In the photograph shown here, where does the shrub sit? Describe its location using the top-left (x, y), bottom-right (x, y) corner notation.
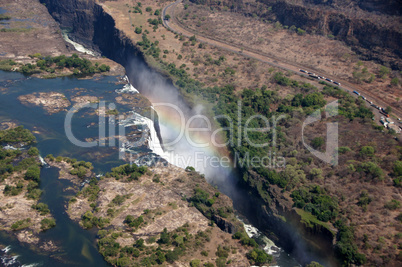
top-left (246, 248), bottom-right (272, 265)
top-left (360, 146), bottom-right (375, 157)
top-left (27, 147), bottom-right (39, 156)
top-left (378, 66), bottom-right (390, 78)
top-left (40, 218), bottom-right (56, 230)
top-left (338, 146), bottom-right (351, 154)
top-left (391, 78), bottom-right (399, 86)
top-left (190, 259), bottom-right (201, 267)
top-left (25, 165), bottom-right (40, 182)
top-left (134, 27), bottom-right (142, 34)
top-left (384, 199), bottom-right (400, 210)
top-left (11, 218), bottom-right (31, 230)
top-left (32, 203), bottom-right (50, 215)
top-left (297, 28), bottom-right (306, 35)
top-left (124, 215), bottom-right (144, 229)
top-left (394, 161), bottom-right (402, 177)
top-left (311, 137), bottom-right (325, 149)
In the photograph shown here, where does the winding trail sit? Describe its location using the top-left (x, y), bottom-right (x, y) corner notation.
top-left (162, 0), bottom-right (402, 120)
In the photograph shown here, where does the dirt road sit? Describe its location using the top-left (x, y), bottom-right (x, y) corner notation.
top-left (162, 0), bottom-right (402, 121)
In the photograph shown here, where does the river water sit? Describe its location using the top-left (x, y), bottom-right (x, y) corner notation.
top-left (0, 69), bottom-right (306, 266)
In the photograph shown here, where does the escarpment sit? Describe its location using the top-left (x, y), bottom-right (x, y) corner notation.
top-left (189, 0), bottom-right (402, 69)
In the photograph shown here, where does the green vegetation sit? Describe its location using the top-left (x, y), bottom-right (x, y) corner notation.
top-left (1, 54), bottom-right (110, 76)
top-left (77, 177), bottom-right (99, 202)
top-left (124, 215), bottom-right (144, 229)
top-left (106, 163), bottom-right (147, 181)
top-left (357, 190), bottom-right (372, 211)
top-left (247, 248), bottom-right (273, 265)
top-left (11, 218), bottom-right (31, 231)
top-left (0, 126), bottom-right (36, 145)
top-left (106, 109), bottom-right (119, 116)
top-left (40, 218), bottom-right (56, 230)
top-left (97, 224), bottom-right (222, 266)
top-left (0, 14), bottom-right (11, 20)
top-left (232, 231), bottom-right (258, 247)
top-left (378, 66), bottom-right (390, 79)
top-left (334, 219), bottom-right (367, 265)
top-left (3, 182), bottom-right (24, 196)
top-left (25, 165), bottom-right (40, 182)
top-left (81, 210), bottom-right (110, 229)
top-left (188, 186), bottom-right (233, 219)
top-left (69, 160), bottom-right (93, 179)
top-left (384, 199), bottom-right (400, 210)
top-left (0, 59), bottom-right (17, 71)
top-left (0, 28), bottom-right (31, 33)
top-left (291, 186), bottom-right (338, 222)
top-left (31, 203), bottom-right (50, 215)
top-left (134, 27), bottom-right (142, 34)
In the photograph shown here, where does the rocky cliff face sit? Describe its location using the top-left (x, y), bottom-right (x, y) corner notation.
top-left (244, 169), bottom-right (337, 265)
top-left (41, 0), bottom-right (147, 69)
top-left (40, 0), bottom-right (96, 47)
top-left (269, 0), bottom-right (401, 69)
top-left (190, 0), bottom-right (402, 69)
top-left (41, 0), bottom-right (338, 264)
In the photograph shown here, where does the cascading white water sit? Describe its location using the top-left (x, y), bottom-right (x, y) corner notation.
top-left (115, 76), bottom-right (139, 94)
top-left (61, 30), bottom-right (98, 57)
top-left (38, 155), bottom-right (48, 167)
top-left (115, 76), bottom-right (170, 162)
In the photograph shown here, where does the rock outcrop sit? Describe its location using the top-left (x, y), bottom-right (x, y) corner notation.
top-left (189, 0), bottom-right (402, 69)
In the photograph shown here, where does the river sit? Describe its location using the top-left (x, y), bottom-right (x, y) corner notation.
top-left (1, 45), bottom-right (345, 265)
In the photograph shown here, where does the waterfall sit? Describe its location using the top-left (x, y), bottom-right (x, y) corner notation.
top-left (61, 30), bottom-right (98, 57)
top-left (38, 155), bottom-right (49, 168)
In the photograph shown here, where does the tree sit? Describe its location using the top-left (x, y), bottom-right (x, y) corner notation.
top-left (246, 248), bottom-right (272, 265)
top-left (165, 14), bottom-right (171, 20)
top-left (385, 106), bottom-right (392, 114)
top-left (311, 137), bottom-right (325, 150)
top-left (190, 259), bottom-right (201, 267)
top-left (360, 146), bottom-right (375, 157)
top-left (378, 66), bottom-right (390, 78)
top-left (41, 218), bottom-right (56, 230)
top-left (27, 147), bottom-right (39, 156)
top-left (25, 165), bottom-right (40, 182)
top-left (393, 161), bottom-right (402, 177)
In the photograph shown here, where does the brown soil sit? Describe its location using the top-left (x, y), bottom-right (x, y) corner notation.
top-left (67, 163), bottom-right (249, 266)
top-left (0, 172), bottom-right (55, 246)
top-left (0, 0), bottom-right (124, 77)
top-left (171, 0), bottom-right (402, 116)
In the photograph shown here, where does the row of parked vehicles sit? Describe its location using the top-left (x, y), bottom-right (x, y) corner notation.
top-left (299, 69), bottom-right (341, 86)
top-left (353, 90), bottom-right (391, 118)
top-left (300, 69), bottom-right (401, 132)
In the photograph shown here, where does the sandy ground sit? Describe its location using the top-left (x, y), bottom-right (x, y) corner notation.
top-left (0, 0), bottom-right (124, 76)
top-left (18, 92), bottom-right (71, 114)
top-left (66, 162), bottom-right (249, 266)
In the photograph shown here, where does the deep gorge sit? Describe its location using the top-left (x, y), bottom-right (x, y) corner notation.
top-left (39, 0), bottom-right (339, 265)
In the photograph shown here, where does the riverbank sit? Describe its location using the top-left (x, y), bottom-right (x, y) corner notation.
top-left (0, 126), bottom-right (57, 251)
